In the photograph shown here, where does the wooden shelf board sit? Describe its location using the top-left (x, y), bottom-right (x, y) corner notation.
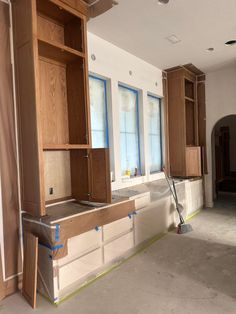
top-left (43, 144), bottom-right (91, 150)
top-left (36, 0), bottom-right (85, 24)
top-left (38, 38), bottom-right (85, 63)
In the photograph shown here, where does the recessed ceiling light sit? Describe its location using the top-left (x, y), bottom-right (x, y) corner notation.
top-left (206, 47), bottom-right (214, 52)
top-left (225, 40), bottom-right (236, 46)
top-left (158, 0), bottom-right (169, 4)
top-left (166, 35), bottom-right (181, 44)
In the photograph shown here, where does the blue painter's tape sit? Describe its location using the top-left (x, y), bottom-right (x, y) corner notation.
top-left (95, 226), bottom-right (100, 232)
top-left (55, 224), bottom-right (60, 242)
top-left (39, 242), bottom-right (64, 252)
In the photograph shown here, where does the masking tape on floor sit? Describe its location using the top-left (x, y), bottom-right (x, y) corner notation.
top-left (42, 209), bottom-right (202, 306)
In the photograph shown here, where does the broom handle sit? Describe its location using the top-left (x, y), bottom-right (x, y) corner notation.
top-left (172, 180), bottom-right (185, 224)
top-left (163, 168), bottom-right (178, 203)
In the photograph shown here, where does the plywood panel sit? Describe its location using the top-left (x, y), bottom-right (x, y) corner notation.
top-left (57, 200), bottom-right (135, 241)
top-left (186, 147), bottom-right (201, 177)
top-left (104, 232), bottom-right (134, 263)
top-left (39, 59), bottom-right (69, 145)
top-left (0, 1), bottom-right (22, 279)
top-left (13, 0), bottom-right (45, 216)
top-left (167, 72), bottom-right (186, 176)
top-left (37, 14), bottom-right (65, 45)
top-left (22, 233), bottom-right (38, 309)
top-left (89, 148), bottom-right (112, 203)
top-left (67, 59), bottom-right (89, 145)
top-left (44, 151), bottom-right (71, 201)
top-left (197, 81), bottom-right (208, 174)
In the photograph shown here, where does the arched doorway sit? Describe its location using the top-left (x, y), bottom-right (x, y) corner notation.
top-left (212, 115), bottom-right (236, 199)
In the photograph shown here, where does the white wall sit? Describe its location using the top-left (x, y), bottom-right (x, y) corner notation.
top-left (205, 65), bottom-right (236, 207)
top-left (87, 32), bottom-right (164, 191)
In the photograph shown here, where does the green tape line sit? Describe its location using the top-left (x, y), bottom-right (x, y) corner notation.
top-left (42, 209), bottom-right (202, 306)
top-left (185, 208), bottom-right (202, 222)
top-left (56, 232), bottom-right (167, 306)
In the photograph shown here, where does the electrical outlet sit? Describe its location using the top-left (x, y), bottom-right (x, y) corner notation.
top-left (49, 187), bottom-right (54, 195)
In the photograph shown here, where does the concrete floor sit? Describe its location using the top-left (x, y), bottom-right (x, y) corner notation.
top-left (1, 194), bottom-right (236, 314)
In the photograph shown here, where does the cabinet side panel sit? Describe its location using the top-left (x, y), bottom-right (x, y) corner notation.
top-left (67, 59), bottom-right (90, 145)
top-left (197, 81), bottom-right (208, 174)
top-left (89, 148), bottom-right (112, 204)
top-left (13, 0), bottom-right (44, 216)
top-left (167, 74), bottom-right (186, 176)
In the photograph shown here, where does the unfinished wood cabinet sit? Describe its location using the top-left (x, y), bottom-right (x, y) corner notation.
top-left (13, 0), bottom-right (111, 217)
top-left (165, 64), bottom-right (206, 177)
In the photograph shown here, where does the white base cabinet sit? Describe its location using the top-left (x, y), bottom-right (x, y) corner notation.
top-left (38, 179), bottom-right (203, 303)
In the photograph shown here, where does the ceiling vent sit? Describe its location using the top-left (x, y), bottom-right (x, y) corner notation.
top-left (166, 35), bottom-right (181, 44)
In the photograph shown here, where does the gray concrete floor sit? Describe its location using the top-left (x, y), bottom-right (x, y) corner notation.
top-left (1, 194), bottom-right (236, 314)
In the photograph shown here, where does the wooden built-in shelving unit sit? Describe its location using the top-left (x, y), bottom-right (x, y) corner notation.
top-left (165, 64), bottom-right (206, 177)
top-left (13, 0), bottom-right (112, 217)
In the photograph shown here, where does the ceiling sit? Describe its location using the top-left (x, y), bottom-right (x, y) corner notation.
top-left (88, 0), bottom-right (236, 73)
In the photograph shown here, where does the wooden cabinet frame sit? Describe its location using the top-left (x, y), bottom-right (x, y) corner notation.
top-left (165, 64), bottom-right (206, 177)
top-left (12, 0), bottom-right (111, 217)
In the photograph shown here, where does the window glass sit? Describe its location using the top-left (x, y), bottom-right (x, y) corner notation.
top-left (89, 76), bottom-right (108, 148)
top-left (147, 95), bottom-right (162, 173)
top-left (119, 85), bottom-right (141, 176)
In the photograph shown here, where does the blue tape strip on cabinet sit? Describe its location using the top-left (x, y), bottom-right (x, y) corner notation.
top-left (55, 224), bottom-right (60, 242)
top-left (39, 242), bottom-right (64, 251)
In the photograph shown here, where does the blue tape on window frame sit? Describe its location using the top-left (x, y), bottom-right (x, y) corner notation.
top-left (118, 84), bottom-right (142, 176)
top-left (89, 74), bottom-right (110, 149)
top-left (55, 224), bottom-right (60, 242)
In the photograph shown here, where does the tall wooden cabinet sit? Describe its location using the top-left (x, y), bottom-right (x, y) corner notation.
top-left (165, 64), bottom-right (206, 177)
top-left (12, 0), bottom-right (111, 217)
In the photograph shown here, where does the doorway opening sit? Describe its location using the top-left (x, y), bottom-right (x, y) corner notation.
top-left (212, 115), bottom-right (236, 198)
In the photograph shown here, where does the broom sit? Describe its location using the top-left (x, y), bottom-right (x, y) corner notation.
top-left (163, 168), bottom-right (193, 234)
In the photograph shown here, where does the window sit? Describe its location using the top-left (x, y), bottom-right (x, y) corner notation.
top-left (89, 75), bottom-right (109, 148)
top-left (119, 85), bottom-right (141, 176)
top-left (147, 95), bottom-right (162, 173)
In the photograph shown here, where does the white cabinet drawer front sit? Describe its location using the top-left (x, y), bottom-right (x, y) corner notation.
top-left (134, 193), bottom-right (151, 210)
top-left (59, 248), bottom-right (103, 291)
top-left (103, 216), bottom-right (133, 242)
top-left (135, 198), bottom-right (172, 245)
top-left (104, 231), bottom-right (134, 263)
top-left (58, 229), bottom-right (101, 266)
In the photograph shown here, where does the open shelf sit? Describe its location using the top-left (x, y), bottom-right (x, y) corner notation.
top-left (39, 52), bottom-right (89, 146)
top-left (185, 79), bottom-right (195, 100)
top-left (37, 0), bottom-right (84, 54)
top-left (43, 144), bottom-right (91, 150)
top-left (185, 99), bottom-right (196, 146)
top-left (38, 38), bottom-right (84, 64)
